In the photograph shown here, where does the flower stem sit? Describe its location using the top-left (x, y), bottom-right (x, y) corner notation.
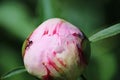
top-left (34, 77), bottom-right (41, 80)
top-left (41, 0), bottom-right (54, 20)
top-left (81, 74), bottom-right (87, 80)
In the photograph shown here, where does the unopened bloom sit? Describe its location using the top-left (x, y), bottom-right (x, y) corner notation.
top-left (22, 18), bottom-right (90, 80)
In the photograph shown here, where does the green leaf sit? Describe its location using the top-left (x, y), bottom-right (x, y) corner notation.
top-left (89, 23), bottom-right (120, 42)
top-left (97, 53), bottom-right (117, 80)
top-left (1, 66), bottom-right (26, 80)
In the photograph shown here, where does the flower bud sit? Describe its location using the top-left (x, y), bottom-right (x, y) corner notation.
top-left (22, 18), bottom-right (90, 80)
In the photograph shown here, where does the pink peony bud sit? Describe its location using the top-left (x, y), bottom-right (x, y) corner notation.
top-left (22, 18), bottom-right (90, 80)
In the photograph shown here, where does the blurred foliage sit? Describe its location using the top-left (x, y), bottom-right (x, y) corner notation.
top-left (0, 0), bottom-right (120, 80)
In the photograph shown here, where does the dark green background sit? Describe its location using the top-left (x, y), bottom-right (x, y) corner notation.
top-left (0, 0), bottom-right (120, 80)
